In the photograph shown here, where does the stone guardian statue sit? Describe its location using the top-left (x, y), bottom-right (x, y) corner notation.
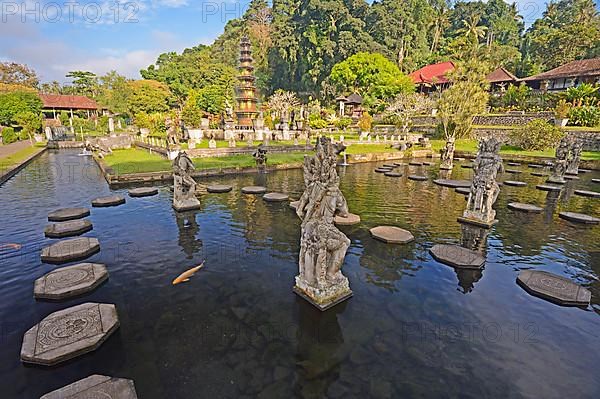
top-left (566, 137), bottom-right (583, 175)
top-left (172, 151), bottom-right (201, 211)
top-left (548, 137), bottom-right (570, 184)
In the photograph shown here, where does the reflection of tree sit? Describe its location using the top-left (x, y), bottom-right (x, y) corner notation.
top-left (175, 211), bottom-right (203, 259)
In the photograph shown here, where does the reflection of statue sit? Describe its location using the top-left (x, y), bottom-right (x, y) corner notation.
top-left (294, 137), bottom-right (352, 310)
top-left (253, 146), bottom-right (268, 171)
top-left (175, 211), bottom-right (203, 259)
top-left (566, 138), bottom-right (583, 175)
top-left (549, 137), bottom-right (569, 183)
top-left (460, 224), bottom-right (489, 254)
top-left (460, 138), bottom-right (503, 227)
top-left (172, 151), bottom-right (201, 211)
top-left (440, 137), bottom-right (455, 170)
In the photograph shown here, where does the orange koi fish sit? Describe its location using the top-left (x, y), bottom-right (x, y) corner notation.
top-left (172, 262), bottom-right (205, 285)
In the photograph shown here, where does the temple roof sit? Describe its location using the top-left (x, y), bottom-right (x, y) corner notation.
top-left (522, 57), bottom-right (600, 81)
top-left (39, 94), bottom-right (99, 110)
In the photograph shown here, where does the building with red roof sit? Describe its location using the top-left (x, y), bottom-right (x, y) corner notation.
top-left (409, 61), bottom-right (455, 91)
top-left (522, 57), bottom-right (600, 91)
top-left (38, 94), bottom-right (101, 120)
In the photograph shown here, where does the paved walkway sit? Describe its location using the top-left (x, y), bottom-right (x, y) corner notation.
top-left (0, 140), bottom-right (33, 159)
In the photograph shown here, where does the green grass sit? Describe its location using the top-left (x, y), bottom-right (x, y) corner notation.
top-left (0, 144), bottom-right (44, 171)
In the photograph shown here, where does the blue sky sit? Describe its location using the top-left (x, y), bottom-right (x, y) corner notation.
top-left (0, 0), bottom-right (548, 84)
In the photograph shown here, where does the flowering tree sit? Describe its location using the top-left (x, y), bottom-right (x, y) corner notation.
top-left (386, 93), bottom-right (434, 135)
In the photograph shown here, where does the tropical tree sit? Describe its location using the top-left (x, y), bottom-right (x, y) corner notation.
top-left (268, 90), bottom-right (300, 120)
top-left (0, 62), bottom-right (39, 88)
top-left (386, 93), bottom-right (434, 134)
top-left (125, 80), bottom-right (172, 116)
top-left (0, 91), bottom-right (43, 126)
top-left (66, 71), bottom-right (98, 97)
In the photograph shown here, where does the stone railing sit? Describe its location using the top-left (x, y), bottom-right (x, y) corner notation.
top-left (409, 112), bottom-right (555, 127)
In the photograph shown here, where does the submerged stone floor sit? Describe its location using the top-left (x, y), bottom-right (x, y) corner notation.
top-left (41, 375), bottom-right (138, 399)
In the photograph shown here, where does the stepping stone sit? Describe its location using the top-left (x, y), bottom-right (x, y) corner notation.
top-left (34, 263), bottom-right (108, 300)
top-left (503, 180), bottom-right (527, 187)
top-left (517, 270), bottom-right (591, 306)
top-left (455, 187), bottom-right (470, 195)
top-left (505, 169), bottom-right (522, 174)
top-left (334, 213), bottom-right (361, 226)
top-left (383, 163), bottom-right (396, 168)
top-left (536, 184), bottom-right (562, 192)
top-left (41, 237), bottom-right (100, 264)
top-left (370, 226), bottom-right (414, 244)
top-left (45, 220), bottom-right (93, 238)
top-left (128, 187), bottom-right (158, 197)
top-left (206, 184), bottom-right (232, 193)
top-left (460, 164), bottom-right (473, 169)
top-left (574, 190), bottom-right (600, 198)
top-left (593, 178), bottom-right (600, 183)
top-left (429, 244), bottom-right (485, 269)
top-left (433, 179), bottom-right (472, 188)
top-left (384, 172), bottom-right (402, 177)
top-left (241, 186), bottom-right (267, 194)
top-left (263, 192), bottom-right (289, 202)
top-left (92, 195), bottom-right (125, 207)
top-left (374, 168), bottom-right (392, 173)
top-left (531, 172), bottom-right (549, 177)
top-left (289, 200), bottom-right (300, 210)
top-left (559, 211), bottom-right (599, 224)
top-left (21, 302), bottom-right (119, 366)
top-left (422, 161), bottom-right (432, 166)
top-left (393, 162), bottom-right (406, 166)
top-left (507, 162), bottom-right (521, 166)
top-left (408, 161), bottom-right (423, 166)
top-left (508, 202), bottom-right (543, 213)
top-left (454, 157), bottom-right (465, 161)
top-left (41, 374), bottom-right (138, 399)
top-left (48, 208), bottom-right (90, 222)
top-left (528, 164), bottom-right (544, 168)
top-left (563, 175), bottom-right (580, 180)
top-left (578, 169), bottom-right (591, 173)
top-left (408, 175), bottom-right (427, 181)
top-left (546, 176), bottom-right (566, 184)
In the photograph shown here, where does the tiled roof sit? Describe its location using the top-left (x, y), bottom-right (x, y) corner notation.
top-left (409, 61), bottom-right (455, 85)
top-left (39, 94), bottom-right (99, 110)
top-left (486, 67), bottom-right (517, 83)
top-left (346, 93), bottom-right (363, 104)
top-left (522, 57), bottom-right (600, 81)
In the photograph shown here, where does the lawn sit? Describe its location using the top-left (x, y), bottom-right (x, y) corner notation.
top-left (0, 143), bottom-right (45, 172)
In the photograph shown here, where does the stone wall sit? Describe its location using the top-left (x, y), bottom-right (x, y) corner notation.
top-left (410, 112), bottom-right (555, 127)
top-left (88, 135), bottom-right (133, 150)
top-left (472, 128), bottom-right (600, 151)
top-left (568, 130), bottom-right (600, 152)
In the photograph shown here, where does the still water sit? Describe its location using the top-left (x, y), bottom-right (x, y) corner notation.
top-left (0, 149), bottom-right (599, 398)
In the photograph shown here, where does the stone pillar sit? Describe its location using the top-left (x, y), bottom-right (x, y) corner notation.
top-left (108, 117), bottom-right (115, 133)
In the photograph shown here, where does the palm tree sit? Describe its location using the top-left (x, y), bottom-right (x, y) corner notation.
top-left (430, 5), bottom-right (450, 53)
top-left (457, 14), bottom-right (488, 53)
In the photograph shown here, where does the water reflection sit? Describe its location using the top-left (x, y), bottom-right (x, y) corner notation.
top-left (175, 210), bottom-right (202, 259)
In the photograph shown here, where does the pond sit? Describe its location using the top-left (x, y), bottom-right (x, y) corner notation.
top-left (0, 149), bottom-right (599, 398)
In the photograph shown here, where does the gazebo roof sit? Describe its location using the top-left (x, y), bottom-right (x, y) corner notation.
top-left (486, 67), bottom-right (517, 83)
top-left (346, 93), bottom-right (363, 104)
top-left (39, 94), bottom-right (99, 110)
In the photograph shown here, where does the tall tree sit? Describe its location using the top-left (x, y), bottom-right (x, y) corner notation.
top-left (0, 62), bottom-right (39, 88)
top-left (66, 71), bottom-right (98, 97)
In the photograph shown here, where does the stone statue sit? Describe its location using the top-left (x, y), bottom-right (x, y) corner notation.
top-left (549, 137), bottom-right (570, 184)
top-left (440, 137), bottom-right (455, 170)
top-left (224, 99), bottom-right (234, 120)
top-left (566, 137), bottom-right (583, 175)
top-left (172, 151), bottom-right (201, 211)
top-left (253, 146), bottom-right (268, 171)
top-left (166, 117), bottom-right (179, 147)
top-left (294, 137), bottom-right (352, 310)
top-left (460, 138), bottom-right (503, 227)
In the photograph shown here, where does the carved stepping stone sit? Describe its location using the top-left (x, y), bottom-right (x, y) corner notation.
top-left (91, 195), bottom-right (125, 207)
top-left (48, 208), bottom-right (90, 222)
top-left (334, 213), bottom-right (361, 226)
top-left (505, 169), bottom-right (522, 174)
top-left (374, 168), bottom-right (392, 173)
top-left (41, 237), bottom-right (100, 264)
top-left (263, 192), bottom-right (289, 202)
top-left (408, 175), bottom-right (427, 181)
top-left (20, 302), bottom-right (119, 366)
top-left (507, 162), bottom-right (521, 166)
top-left (408, 161), bottom-right (423, 166)
top-left (370, 226), bottom-right (414, 244)
top-left (41, 374), bottom-right (138, 399)
top-left (455, 187), bottom-right (470, 195)
top-left (460, 164), bottom-right (473, 169)
top-left (429, 244), bottom-right (485, 269)
top-left (517, 270), bottom-right (591, 306)
top-left (574, 190), bottom-right (600, 198)
top-left (528, 164), bottom-right (544, 168)
top-left (531, 172), bottom-right (549, 177)
top-left (593, 179), bottom-right (600, 183)
top-left (289, 200), bottom-right (300, 210)
top-left (433, 179), bottom-right (472, 188)
top-left (206, 184), bottom-right (232, 193)
top-left (536, 184), bottom-right (562, 192)
top-left (508, 202), bottom-right (543, 213)
top-left (563, 175), bottom-right (580, 180)
top-left (503, 180), bottom-right (527, 187)
top-left (44, 220), bottom-right (93, 238)
top-left (34, 263), bottom-right (108, 300)
top-left (384, 171), bottom-right (402, 177)
top-left (128, 187), bottom-right (158, 197)
top-left (559, 211), bottom-right (599, 224)
top-left (241, 186), bottom-right (267, 194)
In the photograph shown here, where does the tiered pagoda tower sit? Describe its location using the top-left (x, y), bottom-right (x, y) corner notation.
top-left (235, 36), bottom-right (259, 128)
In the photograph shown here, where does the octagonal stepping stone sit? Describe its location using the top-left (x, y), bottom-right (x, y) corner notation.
top-left (505, 169), bottom-right (522, 174)
top-left (574, 190), bottom-right (600, 198)
top-left (593, 178), bottom-right (600, 184)
top-left (21, 302), bottom-right (119, 366)
top-left (289, 200), bottom-right (300, 210)
top-left (559, 211), bottom-right (599, 224)
top-left (433, 179), bottom-right (472, 188)
top-left (334, 213), bottom-right (361, 226)
top-left (507, 162), bottom-right (521, 166)
top-left (528, 164), bottom-right (544, 168)
top-left (92, 195), bottom-right (125, 207)
top-left (508, 202), bottom-right (543, 213)
top-left (384, 171), bottom-right (403, 177)
top-left (206, 184), bottom-right (232, 193)
top-left (128, 187), bottom-right (158, 197)
top-left (429, 244), bottom-right (485, 269)
top-left (546, 176), bottom-right (566, 184)
top-left (370, 226), bottom-right (414, 244)
top-left (461, 164), bottom-right (474, 169)
top-left (536, 184), bottom-right (562, 192)
top-left (503, 180), bottom-right (527, 187)
top-left (409, 161), bottom-right (423, 166)
top-left (578, 169), bottom-right (591, 173)
top-left (41, 237), bottom-right (100, 264)
top-left (455, 187), bottom-right (470, 195)
top-left (408, 175), bottom-right (427, 181)
top-left (374, 168), bottom-right (392, 173)
top-left (393, 162), bottom-right (406, 166)
top-left (563, 175), bottom-right (580, 180)
top-left (44, 220), bottom-right (93, 238)
top-left (263, 192), bottom-right (289, 202)
top-left (383, 163), bottom-right (396, 168)
top-left (422, 161), bottom-right (432, 166)
top-left (41, 374), bottom-right (138, 399)
top-left (517, 270), bottom-right (591, 306)
top-left (34, 263), bottom-right (108, 300)
top-left (454, 157), bottom-right (465, 161)
top-left (241, 186), bottom-right (267, 194)
top-left (531, 172), bottom-right (549, 177)
top-left (48, 208), bottom-right (90, 222)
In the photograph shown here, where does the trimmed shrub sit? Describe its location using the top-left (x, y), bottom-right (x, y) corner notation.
top-left (568, 106), bottom-right (600, 127)
top-left (509, 119), bottom-right (564, 151)
top-left (2, 127), bottom-right (18, 144)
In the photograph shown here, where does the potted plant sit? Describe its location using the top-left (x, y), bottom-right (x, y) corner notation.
top-left (554, 99), bottom-right (570, 127)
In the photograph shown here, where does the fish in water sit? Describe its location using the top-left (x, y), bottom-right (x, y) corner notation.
top-left (172, 262), bottom-right (205, 285)
top-left (0, 243), bottom-right (21, 251)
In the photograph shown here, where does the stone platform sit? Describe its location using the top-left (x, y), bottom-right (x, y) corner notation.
top-left (517, 270), bottom-right (591, 306)
top-left (457, 216), bottom-right (498, 229)
top-left (263, 192), bottom-right (289, 202)
top-left (408, 175), bottom-right (428, 181)
top-left (433, 179), bottom-right (472, 188)
top-left (430, 244), bottom-right (485, 269)
top-left (21, 303), bottom-right (119, 366)
top-left (206, 184), bottom-right (232, 193)
top-left (531, 172), bottom-right (549, 177)
top-left (592, 178), bottom-right (600, 183)
top-left (241, 186), bottom-right (267, 194)
top-left (559, 211), bottom-right (600, 224)
top-left (41, 375), bottom-right (138, 399)
top-left (44, 220), bottom-right (93, 238)
top-left (128, 187), bottom-right (158, 197)
top-left (48, 208), bottom-right (90, 222)
top-left (370, 226), bottom-right (414, 244)
top-left (34, 263), bottom-right (108, 300)
top-left (374, 168), bottom-right (391, 173)
top-left (408, 161), bottom-right (423, 166)
top-left (503, 180), bottom-right (527, 187)
top-left (384, 172), bottom-right (402, 177)
top-left (92, 195), bottom-right (126, 207)
top-left (334, 213), bottom-right (361, 225)
top-left (41, 237), bottom-right (100, 264)
top-left (505, 169), bottom-right (522, 174)
top-left (507, 162), bottom-right (521, 166)
top-left (536, 184), bottom-right (562, 192)
top-left (293, 285), bottom-right (353, 311)
top-left (574, 190), bottom-right (600, 198)
top-left (507, 203), bottom-right (543, 213)
top-left (455, 187), bottom-right (470, 195)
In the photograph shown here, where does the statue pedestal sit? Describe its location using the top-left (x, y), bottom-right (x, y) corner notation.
top-left (457, 215), bottom-right (497, 229)
top-left (172, 175), bottom-right (201, 212)
top-left (293, 277), bottom-right (353, 311)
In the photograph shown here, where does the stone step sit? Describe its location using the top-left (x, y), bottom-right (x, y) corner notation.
top-left (408, 175), bottom-right (427, 181)
top-left (241, 186), bottom-right (267, 194)
top-left (206, 184), bottom-right (233, 193)
top-left (334, 213), bottom-right (361, 226)
top-left (503, 180), bottom-right (527, 187)
top-left (429, 244), bottom-right (485, 269)
top-left (263, 192), bottom-right (289, 202)
top-left (370, 226), bottom-right (414, 244)
top-left (48, 207), bottom-right (90, 222)
top-left (507, 203), bottom-right (543, 213)
top-left (41, 375), bottom-right (138, 399)
top-left (559, 211), bottom-right (599, 224)
top-left (128, 187), bottom-right (158, 197)
top-left (34, 263), bottom-right (108, 300)
top-left (517, 270), bottom-right (591, 306)
top-left (41, 237), bottom-right (100, 264)
top-left (91, 195), bottom-right (126, 207)
top-left (44, 220), bottom-right (93, 238)
top-left (574, 190), bottom-right (600, 198)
